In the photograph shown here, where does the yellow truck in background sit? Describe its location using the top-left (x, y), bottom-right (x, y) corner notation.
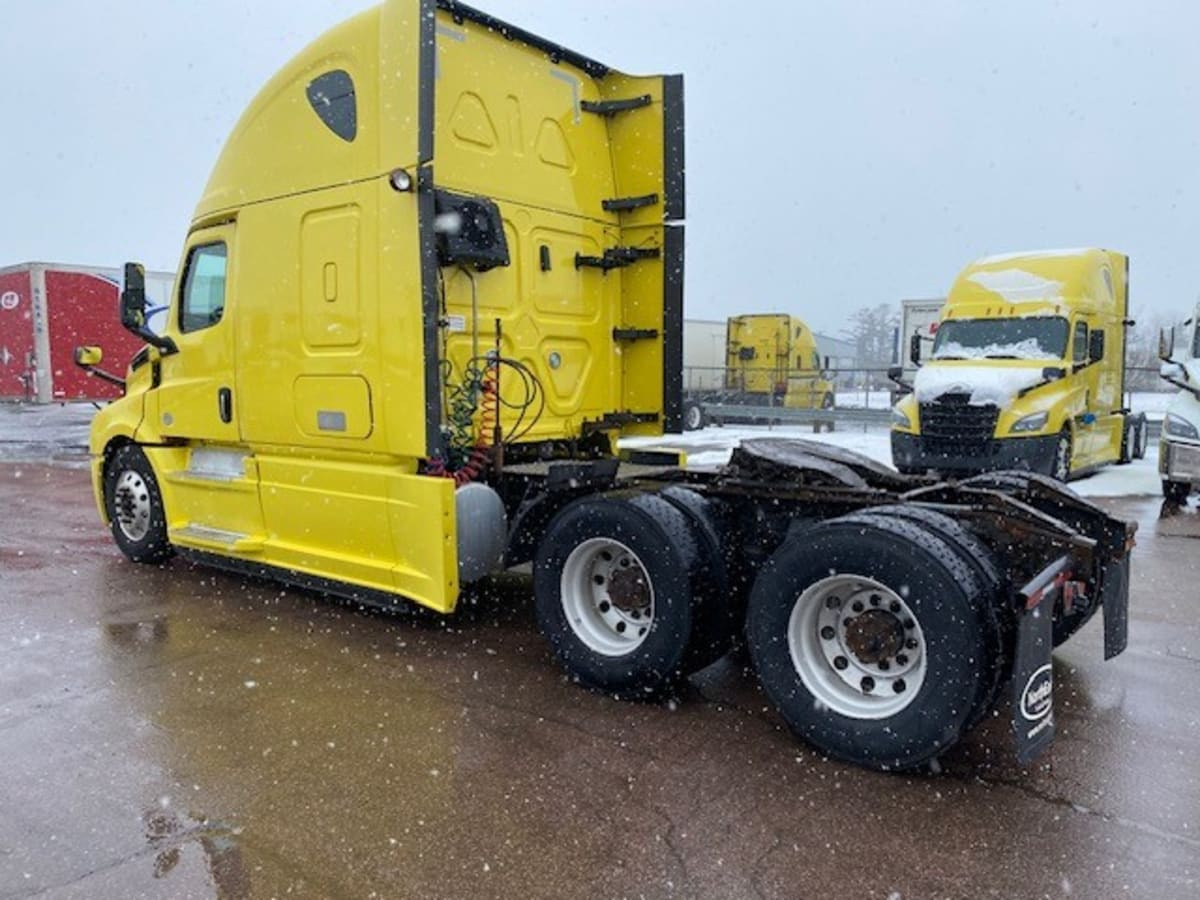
top-left (78, 1), bottom-right (1135, 771)
top-left (891, 249), bottom-right (1148, 479)
top-left (681, 313), bottom-right (834, 430)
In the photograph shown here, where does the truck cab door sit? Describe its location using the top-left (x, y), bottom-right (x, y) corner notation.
top-left (154, 226), bottom-right (239, 443)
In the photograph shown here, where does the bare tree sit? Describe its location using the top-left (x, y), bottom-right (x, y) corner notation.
top-left (842, 304), bottom-right (900, 383)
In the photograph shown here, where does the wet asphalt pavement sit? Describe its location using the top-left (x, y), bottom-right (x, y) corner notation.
top-left (2, 461), bottom-right (1200, 899)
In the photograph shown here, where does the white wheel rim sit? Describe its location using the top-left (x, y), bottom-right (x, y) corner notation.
top-left (685, 405), bottom-right (702, 430)
top-left (114, 470), bottom-right (152, 542)
top-left (786, 574), bottom-right (927, 719)
top-left (1055, 437), bottom-right (1070, 479)
top-left (560, 538), bottom-right (654, 656)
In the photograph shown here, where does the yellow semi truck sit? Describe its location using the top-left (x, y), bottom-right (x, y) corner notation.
top-left (681, 313), bottom-right (834, 430)
top-left (891, 249), bottom-right (1148, 479)
top-left (79, 1), bottom-right (1135, 771)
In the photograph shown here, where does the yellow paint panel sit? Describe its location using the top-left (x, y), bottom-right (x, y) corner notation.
top-left (293, 375), bottom-right (373, 439)
top-left (301, 206), bottom-right (361, 349)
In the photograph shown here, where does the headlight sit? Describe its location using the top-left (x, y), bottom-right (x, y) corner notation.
top-left (1010, 411), bottom-right (1049, 434)
top-left (1164, 413), bottom-right (1200, 441)
top-left (891, 408), bottom-right (911, 429)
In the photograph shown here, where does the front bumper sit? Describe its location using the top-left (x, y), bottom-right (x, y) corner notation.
top-left (892, 431), bottom-right (1057, 475)
top-left (1159, 437), bottom-right (1200, 483)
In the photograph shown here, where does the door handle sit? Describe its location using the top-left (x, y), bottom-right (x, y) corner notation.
top-left (218, 387), bottom-right (233, 424)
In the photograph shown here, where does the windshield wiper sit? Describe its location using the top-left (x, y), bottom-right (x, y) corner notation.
top-left (933, 354), bottom-right (967, 361)
top-left (984, 354), bottom-right (1022, 359)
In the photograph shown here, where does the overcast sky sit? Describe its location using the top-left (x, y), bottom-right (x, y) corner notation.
top-left (3, 1), bottom-right (1199, 336)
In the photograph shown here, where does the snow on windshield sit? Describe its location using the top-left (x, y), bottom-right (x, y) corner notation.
top-left (913, 364), bottom-right (1047, 407)
top-left (933, 337), bottom-right (1055, 361)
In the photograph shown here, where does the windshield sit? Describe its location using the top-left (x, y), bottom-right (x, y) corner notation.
top-left (931, 317), bottom-right (1068, 361)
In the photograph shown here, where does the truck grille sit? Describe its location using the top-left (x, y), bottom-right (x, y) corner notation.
top-left (919, 394), bottom-right (999, 454)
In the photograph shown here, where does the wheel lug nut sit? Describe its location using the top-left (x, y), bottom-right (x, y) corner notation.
top-left (593, 575), bottom-right (605, 585)
top-left (861, 676), bottom-right (875, 693)
top-left (893, 679), bottom-right (906, 693)
top-left (599, 601), bottom-right (611, 613)
top-left (820, 626), bottom-right (835, 640)
top-left (616, 621), bottom-right (626, 633)
top-left (851, 601), bottom-right (864, 613)
top-left (869, 594), bottom-right (881, 607)
top-left (833, 656), bottom-right (848, 670)
top-left (889, 601), bottom-right (901, 613)
top-left (878, 660), bottom-right (890, 671)
top-left (896, 653), bottom-right (908, 666)
top-left (906, 638), bottom-right (918, 650)
top-left (903, 618), bottom-right (915, 630)
top-left (825, 596), bottom-right (841, 609)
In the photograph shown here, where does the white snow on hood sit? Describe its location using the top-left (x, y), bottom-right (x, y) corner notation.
top-left (966, 268), bottom-right (1063, 303)
top-left (913, 364), bottom-right (1048, 407)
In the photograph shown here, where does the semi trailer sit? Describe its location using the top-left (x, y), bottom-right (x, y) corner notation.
top-left (0, 262), bottom-right (172, 402)
top-left (80, 0), bottom-right (1134, 771)
top-left (891, 249), bottom-right (1148, 479)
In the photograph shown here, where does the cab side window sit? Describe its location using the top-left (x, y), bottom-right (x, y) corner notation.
top-left (180, 243), bottom-right (228, 333)
top-left (1072, 321), bottom-right (1088, 364)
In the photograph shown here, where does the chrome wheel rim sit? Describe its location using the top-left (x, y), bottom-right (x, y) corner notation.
top-left (787, 574), bottom-right (927, 719)
top-left (113, 470), bottom-right (152, 542)
top-left (560, 538), bottom-right (654, 656)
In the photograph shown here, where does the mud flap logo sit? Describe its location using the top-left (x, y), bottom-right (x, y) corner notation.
top-left (0, 291), bottom-right (18, 311)
top-left (1020, 663), bottom-right (1054, 738)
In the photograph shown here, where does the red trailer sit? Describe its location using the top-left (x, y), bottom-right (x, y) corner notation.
top-left (0, 262), bottom-right (174, 403)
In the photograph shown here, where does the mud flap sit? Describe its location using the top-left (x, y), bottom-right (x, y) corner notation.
top-left (1101, 556), bottom-right (1130, 660)
top-left (1012, 556), bottom-right (1065, 766)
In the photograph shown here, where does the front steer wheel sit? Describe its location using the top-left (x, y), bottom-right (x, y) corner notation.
top-left (534, 494), bottom-right (729, 698)
top-left (104, 444), bottom-right (172, 563)
top-left (746, 513), bottom-right (994, 770)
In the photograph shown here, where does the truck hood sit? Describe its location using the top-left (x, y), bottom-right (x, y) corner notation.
top-left (1166, 361), bottom-right (1200, 428)
top-left (913, 361), bottom-right (1050, 407)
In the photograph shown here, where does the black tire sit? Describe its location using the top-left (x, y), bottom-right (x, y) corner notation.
top-left (1133, 414), bottom-right (1148, 460)
top-left (821, 392), bottom-right (835, 410)
top-left (849, 506), bottom-right (1009, 728)
top-left (533, 494), bottom-right (719, 697)
top-left (1118, 421), bottom-right (1132, 465)
top-left (104, 444), bottom-right (172, 563)
top-left (1050, 429), bottom-right (1072, 481)
top-left (1164, 479), bottom-right (1191, 504)
top-left (746, 514), bottom-right (992, 770)
top-left (682, 400), bottom-right (705, 432)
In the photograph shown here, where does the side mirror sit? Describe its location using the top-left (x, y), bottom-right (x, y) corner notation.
top-left (909, 333), bottom-right (922, 367)
top-left (119, 262), bottom-right (176, 354)
top-left (1088, 329), bottom-right (1105, 363)
top-left (823, 355), bottom-right (830, 371)
top-left (1041, 366), bottom-right (1067, 381)
top-left (74, 345), bottom-right (103, 367)
top-left (1159, 327), bottom-right (1175, 361)
top-left (72, 343), bottom-right (125, 388)
top-left (887, 365), bottom-right (906, 385)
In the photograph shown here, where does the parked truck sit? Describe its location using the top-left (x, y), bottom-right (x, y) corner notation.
top-left (681, 313), bottom-right (834, 430)
top-left (1158, 304), bottom-right (1200, 502)
top-left (79, 0), bottom-right (1134, 771)
top-left (0, 262), bottom-right (172, 402)
top-left (891, 249), bottom-right (1148, 479)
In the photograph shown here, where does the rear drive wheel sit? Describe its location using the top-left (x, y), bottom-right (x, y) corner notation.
top-left (1050, 430), bottom-right (1072, 481)
top-left (746, 515), bottom-right (991, 770)
top-left (104, 444), bottom-right (172, 563)
top-left (682, 400), bottom-right (705, 432)
top-left (534, 494), bottom-right (724, 697)
top-left (1133, 415), bottom-right (1148, 460)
